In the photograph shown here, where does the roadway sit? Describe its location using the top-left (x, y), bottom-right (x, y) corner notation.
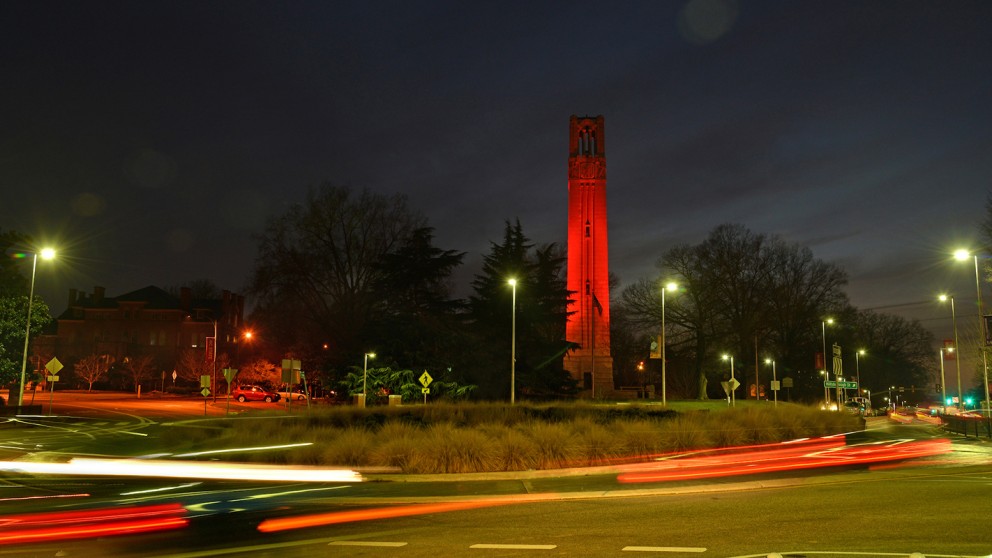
top-left (1, 398), bottom-right (990, 557)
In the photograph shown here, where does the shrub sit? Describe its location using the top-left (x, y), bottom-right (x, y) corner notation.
top-left (489, 426), bottom-right (539, 471)
top-left (406, 423), bottom-right (497, 473)
top-left (321, 427), bottom-right (376, 466)
top-left (523, 421), bottom-right (577, 469)
top-left (660, 414), bottom-right (713, 452)
top-left (615, 419), bottom-right (664, 458)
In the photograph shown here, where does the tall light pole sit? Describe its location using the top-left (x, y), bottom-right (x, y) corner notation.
top-left (821, 318), bottom-right (834, 407)
top-left (955, 249), bottom-right (991, 424)
top-left (721, 354), bottom-right (735, 407)
top-left (508, 278), bottom-right (517, 405)
top-left (363, 352), bottom-right (375, 398)
top-left (939, 347), bottom-right (952, 413)
top-left (764, 358), bottom-right (777, 406)
top-left (939, 294), bottom-right (964, 408)
top-left (661, 282), bottom-right (678, 407)
top-left (855, 349), bottom-right (865, 401)
top-left (17, 248), bottom-right (55, 407)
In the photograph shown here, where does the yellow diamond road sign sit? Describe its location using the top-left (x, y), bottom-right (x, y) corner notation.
top-left (46, 357), bottom-right (63, 374)
top-left (419, 371), bottom-right (433, 387)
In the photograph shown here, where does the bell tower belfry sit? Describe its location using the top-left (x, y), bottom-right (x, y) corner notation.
top-left (562, 115), bottom-right (613, 397)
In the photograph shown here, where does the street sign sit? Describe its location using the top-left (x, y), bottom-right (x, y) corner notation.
top-left (422, 387), bottom-right (430, 394)
top-left (824, 380), bottom-right (857, 389)
top-left (200, 375), bottom-right (211, 388)
top-left (770, 380), bottom-right (780, 391)
top-left (205, 337), bottom-right (216, 363)
top-left (223, 368), bottom-right (239, 383)
top-left (720, 377), bottom-right (739, 395)
top-left (45, 357), bottom-right (63, 374)
top-left (419, 371), bottom-right (434, 388)
top-left (201, 387), bottom-right (211, 397)
top-left (47, 375), bottom-right (59, 382)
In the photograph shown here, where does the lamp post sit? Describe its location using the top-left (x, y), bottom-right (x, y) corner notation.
top-left (939, 294), bottom-right (964, 409)
top-left (661, 282), bottom-right (678, 407)
top-left (17, 248), bottom-right (55, 407)
top-left (764, 358), bottom-right (777, 406)
top-left (363, 352), bottom-right (375, 399)
top-left (855, 349), bottom-right (865, 401)
top-left (821, 318), bottom-right (834, 407)
top-left (508, 278), bottom-right (517, 405)
top-left (954, 249), bottom-right (991, 424)
top-left (939, 347), bottom-right (953, 413)
top-left (721, 354), bottom-right (735, 407)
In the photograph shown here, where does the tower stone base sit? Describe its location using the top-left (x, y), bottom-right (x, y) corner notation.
top-left (563, 353), bottom-right (614, 398)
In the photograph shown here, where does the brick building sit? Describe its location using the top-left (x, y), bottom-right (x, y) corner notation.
top-left (33, 285), bottom-right (245, 388)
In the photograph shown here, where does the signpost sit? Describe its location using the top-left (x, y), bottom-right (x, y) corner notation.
top-left (419, 370), bottom-right (433, 404)
top-left (281, 359), bottom-right (301, 411)
top-left (223, 367), bottom-right (239, 414)
top-left (45, 357), bottom-right (62, 415)
top-left (200, 375), bottom-right (211, 415)
top-left (720, 377), bottom-right (740, 406)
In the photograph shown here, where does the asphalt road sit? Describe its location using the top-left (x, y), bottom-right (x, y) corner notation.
top-left (2, 396), bottom-right (991, 557)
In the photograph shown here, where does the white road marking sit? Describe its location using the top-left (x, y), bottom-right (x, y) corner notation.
top-left (622, 546), bottom-right (707, 553)
top-left (328, 541), bottom-right (408, 547)
top-left (470, 544), bottom-right (557, 550)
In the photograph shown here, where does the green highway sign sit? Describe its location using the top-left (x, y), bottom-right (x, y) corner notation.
top-left (824, 380), bottom-right (858, 389)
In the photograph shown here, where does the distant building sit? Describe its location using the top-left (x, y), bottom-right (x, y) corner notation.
top-left (32, 286), bottom-right (244, 387)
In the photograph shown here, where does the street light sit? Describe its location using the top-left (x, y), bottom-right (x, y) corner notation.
top-left (939, 347), bottom-right (953, 413)
top-left (721, 354), bottom-right (735, 407)
top-left (17, 248), bottom-right (55, 407)
top-left (363, 352), bottom-right (375, 398)
top-left (954, 249), bottom-right (991, 421)
top-left (661, 281), bottom-right (679, 407)
top-left (938, 294), bottom-right (963, 408)
top-left (508, 278), bottom-right (517, 405)
top-left (855, 349), bottom-right (865, 401)
top-left (821, 318), bottom-right (834, 407)
top-left (764, 357), bottom-right (777, 406)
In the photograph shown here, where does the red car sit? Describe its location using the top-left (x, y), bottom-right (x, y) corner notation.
top-left (231, 385), bottom-right (281, 403)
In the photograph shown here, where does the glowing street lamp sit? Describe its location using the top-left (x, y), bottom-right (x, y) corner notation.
top-left (954, 249), bottom-right (991, 420)
top-left (363, 352), bottom-right (375, 399)
top-left (939, 347), bottom-right (953, 413)
top-left (764, 357), bottom-right (777, 406)
top-left (821, 318), bottom-right (834, 406)
top-left (855, 349), bottom-right (865, 400)
top-left (661, 281), bottom-right (679, 407)
top-left (17, 248), bottom-right (55, 407)
top-left (938, 294), bottom-right (963, 409)
top-left (721, 354), bottom-right (736, 407)
top-left (508, 278), bottom-right (517, 405)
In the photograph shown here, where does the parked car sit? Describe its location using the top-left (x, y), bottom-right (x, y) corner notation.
top-left (277, 387), bottom-right (308, 401)
top-left (231, 385), bottom-right (281, 403)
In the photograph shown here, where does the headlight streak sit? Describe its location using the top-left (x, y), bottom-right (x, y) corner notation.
top-left (120, 482), bottom-right (202, 496)
top-left (174, 442), bottom-right (314, 458)
top-left (616, 437), bottom-right (951, 484)
top-left (0, 458), bottom-right (363, 483)
top-left (230, 485), bottom-right (351, 502)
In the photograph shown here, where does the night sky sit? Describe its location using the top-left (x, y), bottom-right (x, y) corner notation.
top-left (4, 1), bottom-right (991, 365)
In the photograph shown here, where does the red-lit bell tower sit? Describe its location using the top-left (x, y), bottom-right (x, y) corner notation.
top-left (563, 115), bottom-right (613, 397)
